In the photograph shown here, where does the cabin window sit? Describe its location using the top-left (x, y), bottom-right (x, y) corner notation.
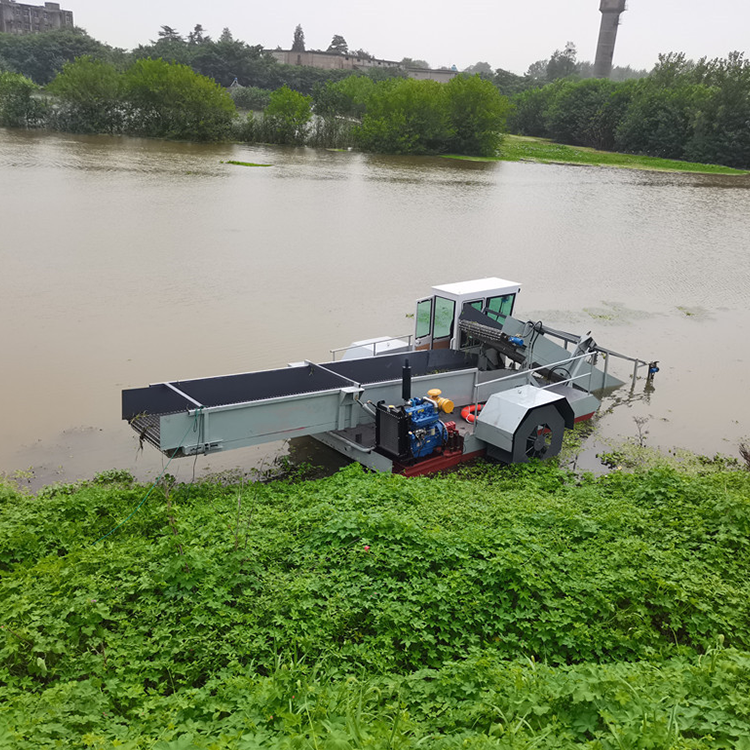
top-left (433, 296), bottom-right (455, 339)
top-left (415, 298), bottom-right (433, 339)
top-left (486, 294), bottom-right (515, 323)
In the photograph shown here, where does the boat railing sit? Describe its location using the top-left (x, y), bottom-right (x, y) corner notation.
top-left (468, 348), bottom-right (652, 431)
top-left (474, 351), bottom-right (596, 393)
top-left (329, 335), bottom-right (413, 361)
top-left (527, 325), bottom-right (652, 387)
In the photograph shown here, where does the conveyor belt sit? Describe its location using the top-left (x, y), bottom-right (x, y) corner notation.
top-left (123, 348), bottom-right (477, 421)
top-left (458, 305), bottom-right (527, 364)
top-left (128, 412), bottom-right (164, 451)
top-left (122, 349), bottom-right (479, 454)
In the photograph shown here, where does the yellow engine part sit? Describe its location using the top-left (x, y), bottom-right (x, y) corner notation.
top-left (427, 388), bottom-right (454, 414)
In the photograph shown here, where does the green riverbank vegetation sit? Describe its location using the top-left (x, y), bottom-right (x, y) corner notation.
top-left (1, 450), bottom-right (750, 748)
top-left (507, 52), bottom-right (750, 171)
top-left (1, 58), bottom-right (236, 142)
top-left (3, 29), bottom-right (750, 167)
top-left (446, 135), bottom-right (748, 175)
top-left (0, 58), bottom-right (509, 155)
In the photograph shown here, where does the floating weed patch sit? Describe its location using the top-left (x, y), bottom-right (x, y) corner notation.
top-left (221, 159), bottom-right (272, 167)
top-left (583, 307), bottom-right (616, 321)
top-left (676, 305), bottom-right (711, 320)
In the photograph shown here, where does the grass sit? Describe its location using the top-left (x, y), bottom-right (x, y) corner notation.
top-left (444, 134), bottom-right (749, 175)
top-left (1, 456), bottom-right (750, 748)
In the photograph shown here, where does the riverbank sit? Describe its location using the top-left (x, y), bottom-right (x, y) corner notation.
top-left (1, 454), bottom-right (749, 748)
top-left (445, 134), bottom-right (749, 175)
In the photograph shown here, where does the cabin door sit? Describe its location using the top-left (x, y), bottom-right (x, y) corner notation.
top-left (414, 297), bottom-right (433, 351)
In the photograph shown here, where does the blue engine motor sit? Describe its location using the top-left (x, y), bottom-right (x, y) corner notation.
top-left (375, 394), bottom-right (454, 462)
top-left (404, 397), bottom-right (448, 459)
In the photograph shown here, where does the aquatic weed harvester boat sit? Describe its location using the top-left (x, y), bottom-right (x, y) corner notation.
top-left (122, 278), bottom-right (657, 476)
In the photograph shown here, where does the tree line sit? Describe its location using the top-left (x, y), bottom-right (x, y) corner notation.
top-left (0, 54), bottom-right (508, 154)
top-left (243, 74), bottom-right (509, 156)
top-left (2, 26), bottom-right (750, 168)
top-left (507, 51), bottom-right (750, 170)
top-left (0, 26), bottom-right (404, 94)
top-left (0, 23), bottom-right (509, 154)
top-left (0, 58), bottom-right (235, 141)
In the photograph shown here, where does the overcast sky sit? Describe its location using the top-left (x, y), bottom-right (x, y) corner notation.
top-left (69, 0), bottom-right (749, 75)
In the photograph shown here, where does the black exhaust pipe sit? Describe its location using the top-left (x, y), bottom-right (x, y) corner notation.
top-left (402, 359), bottom-right (412, 402)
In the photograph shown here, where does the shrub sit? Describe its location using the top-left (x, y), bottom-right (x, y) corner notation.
top-left (259, 84), bottom-right (312, 144)
top-left (228, 84), bottom-right (272, 111)
top-left (121, 58), bottom-right (236, 141)
top-left (0, 70), bottom-right (45, 127)
top-left (46, 56), bottom-right (123, 134)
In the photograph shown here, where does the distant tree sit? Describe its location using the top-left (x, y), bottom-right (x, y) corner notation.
top-left (356, 78), bottom-right (451, 154)
top-left (134, 36), bottom-right (191, 66)
top-left (161, 36), bottom-right (270, 87)
top-left (327, 35), bottom-right (348, 55)
top-left (353, 49), bottom-right (373, 60)
top-left (610, 65), bottom-right (648, 82)
top-left (229, 84), bottom-right (272, 110)
top-left (648, 52), bottom-right (694, 88)
top-left (354, 75), bottom-right (507, 156)
top-left (545, 77), bottom-right (633, 149)
top-left (0, 70), bottom-right (44, 127)
top-left (525, 59), bottom-right (548, 81)
top-left (494, 67), bottom-right (536, 96)
top-left (400, 57), bottom-right (429, 69)
top-left (463, 61), bottom-right (493, 77)
top-left (188, 24), bottom-right (210, 45)
top-left (578, 60), bottom-right (647, 81)
top-left (445, 74), bottom-right (509, 155)
top-left (366, 66), bottom-right (407, 82)
top-left (684, 51), bottom-right (750, 167)
top-left (292, 24), bottom-right (306, 52)
top-left (219, 28), bottom-right (234, 43)
top-left (0, 27), bottom-right (112, 84)
top-left (312, 74), bottom-right (374, 118)
top-left (122, 58), bottom-right (235, 141)
top-left (47, 56), bottom-right (122, 133)
top-left (547, 43), bottom-right (578, 81)
top-left (261, 84), bottom-right (312, 144)
top-left (616, 80), bottom-right (707, 159)
top-left (158, 26), bottom-right (183, 42)
top-left (506, 85), bottom-right (558, 136)
top-left (268, 62), bottom-right (354, 95)
top-left (137, 26), bottom-right (192, 65)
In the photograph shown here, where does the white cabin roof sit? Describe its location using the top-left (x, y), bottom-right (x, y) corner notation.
top-left (431, 277), bottom-right (521, 299)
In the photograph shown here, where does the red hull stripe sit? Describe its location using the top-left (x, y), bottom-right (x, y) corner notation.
top-left (394, 449), bottom-right (487, 477)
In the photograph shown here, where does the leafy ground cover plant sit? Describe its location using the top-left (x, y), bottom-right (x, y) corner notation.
top-left (0, 459), bottom-right (749, 748)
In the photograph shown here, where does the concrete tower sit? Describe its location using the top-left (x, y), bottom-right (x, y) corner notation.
top-left (594, 0), bottom-right (627, 78)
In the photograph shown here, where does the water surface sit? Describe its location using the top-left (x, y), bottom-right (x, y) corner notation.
top-left (2, 129), bottom-right (749, 488)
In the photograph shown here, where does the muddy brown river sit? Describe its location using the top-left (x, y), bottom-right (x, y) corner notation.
top-left (2, 128), bottom-right (749, 489)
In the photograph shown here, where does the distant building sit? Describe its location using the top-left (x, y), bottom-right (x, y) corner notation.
top-left (268, 49), bottom-right (457, 83)
top-left (0, 1), bottom-right (74, 35)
